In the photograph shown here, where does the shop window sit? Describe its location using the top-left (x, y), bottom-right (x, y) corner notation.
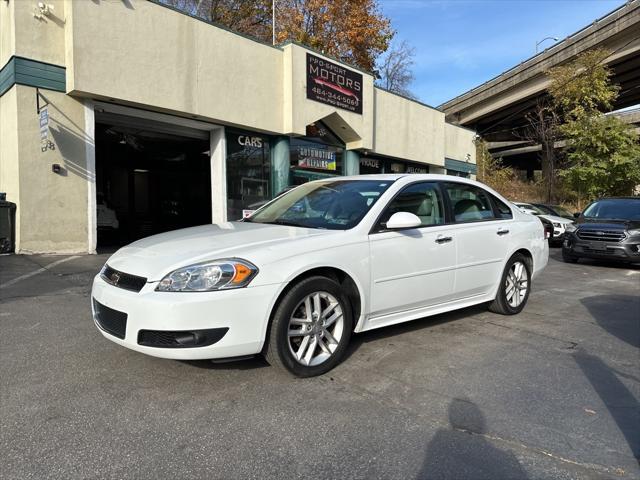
top-left (360, 156), bottom-right (429, 175)
top-left (359, 157), bottom-right (383, 174)
top-left (290, 122), bottom-right (343, 184)
top-left (446, 169), bottom-right (470, 178)
top-left (226, 131), bottom-right (271, 220)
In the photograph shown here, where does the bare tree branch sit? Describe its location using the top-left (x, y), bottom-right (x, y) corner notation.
top-left (375, 40), bottom-right (416, 100)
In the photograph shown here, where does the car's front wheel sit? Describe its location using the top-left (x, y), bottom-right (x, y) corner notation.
top-left (264, 276), bottom-right (353, 377)
top-left (489, 253), bottom-right (532, 315)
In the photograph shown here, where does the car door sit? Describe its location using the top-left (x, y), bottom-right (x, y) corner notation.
top-left (368, 182), bottom-right (457, 323)
top-left (443, 182), bottom-right (512, 298)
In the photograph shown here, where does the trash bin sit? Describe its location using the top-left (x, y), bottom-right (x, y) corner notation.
top-left (0, 194), bottom-right (17, 253)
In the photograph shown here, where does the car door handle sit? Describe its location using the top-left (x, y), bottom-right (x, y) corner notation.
top-left (435, 235), bottom-right (453, 244)
top-left (497, 228), bottom-right (510, 236)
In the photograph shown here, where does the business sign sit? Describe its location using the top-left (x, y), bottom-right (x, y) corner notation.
top-left (306, 53), bottom-right (363, 114)
top-left (295, 145), bottom-right (337, 171)
top-left (407, 165), bottom-right (428, 174)
top-left (360, 158), bottom-right (380, 169)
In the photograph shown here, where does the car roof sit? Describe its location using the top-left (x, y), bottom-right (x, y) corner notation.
top-left (594, 197), bottom-right (640, 200)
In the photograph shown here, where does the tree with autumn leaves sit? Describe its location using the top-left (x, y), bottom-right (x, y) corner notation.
top-left (162, 0), bottom-right (393, 72)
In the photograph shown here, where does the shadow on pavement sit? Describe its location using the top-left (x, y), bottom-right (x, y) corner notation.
top-left (417, 398), bottom-right (528, 479)
top-left (581, 295), bottom-right (640, 348)
top-left (342, 303), bottom-right (489, 363)
top-left (573, 350), bottom-right (640, 464)
top-left (179, 357), bottom-right (270, 371)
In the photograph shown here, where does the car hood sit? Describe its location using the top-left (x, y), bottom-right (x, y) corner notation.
top-left (105, 222), bottom-right (332, 281)
top-left (538, 214), bottom-right (573, 224)
top-left (578, 219), bottom-right (640, 230)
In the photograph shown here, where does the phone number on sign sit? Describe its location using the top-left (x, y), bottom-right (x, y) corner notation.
top-left (312, 87), bottom-right (359, 107)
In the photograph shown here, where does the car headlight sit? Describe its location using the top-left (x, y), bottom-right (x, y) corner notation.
top-left (565, 223), bottom-right (577, 233)
top-left (156, 259), bottom-right (258, 292)
top-left (552, 222), bottom-right (561, 228)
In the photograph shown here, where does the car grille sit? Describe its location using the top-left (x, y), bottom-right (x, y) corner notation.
top-left (100, 265), bottom-right (147, 292)
top-left (93, 299), bottom-right (127, 339)
top-left (578, 246), bottom-right (626, 257)
top-left (576, 229), bottom-right (625, 242)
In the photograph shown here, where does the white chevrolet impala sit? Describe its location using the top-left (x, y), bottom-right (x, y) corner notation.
top-left (92, 174), bottom-right (548, 377)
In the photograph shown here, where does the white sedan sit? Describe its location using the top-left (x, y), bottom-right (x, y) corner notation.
top-left (514, 202), bottom-right (574, 246)
top-left (92, 175), bottom-right (548, 377)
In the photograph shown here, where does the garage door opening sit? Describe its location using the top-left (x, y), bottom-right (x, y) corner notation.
top-left (95, 114), bottom-right (212, 249)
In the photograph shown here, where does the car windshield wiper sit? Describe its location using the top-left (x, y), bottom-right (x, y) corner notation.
top-left (257, 219), bottom-right (313, 228)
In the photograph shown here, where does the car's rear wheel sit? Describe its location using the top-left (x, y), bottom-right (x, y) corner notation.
top-left (489, 253), bottom-right (531, 315)
top-left (264, 276), bottom-right (352, 377)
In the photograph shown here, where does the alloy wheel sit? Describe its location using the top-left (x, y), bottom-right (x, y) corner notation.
top-left (505, 261), bottom-right (529, 308)
top-left (287, 291), bottom-right (344, 367)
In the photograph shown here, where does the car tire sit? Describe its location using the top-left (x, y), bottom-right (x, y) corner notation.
top-left (489, 253), bottom-right (532, 315)
top-left (264, 276), bottom-right (353, 377)
top-left (562, 250), bottom-right (579, 263)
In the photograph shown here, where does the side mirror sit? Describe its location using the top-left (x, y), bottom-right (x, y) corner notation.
top-left (573, 212), bottom-right (580, 218)
top-left (386, 212), bottom-right (422, 230)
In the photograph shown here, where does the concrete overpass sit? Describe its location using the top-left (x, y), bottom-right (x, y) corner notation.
top-left (439, 0), bottom-right (640, 163)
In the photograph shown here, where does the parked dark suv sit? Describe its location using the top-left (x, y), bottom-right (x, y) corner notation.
top-left (562, 197), bottom-right (640, 264)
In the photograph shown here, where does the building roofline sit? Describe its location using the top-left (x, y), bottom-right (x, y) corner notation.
top-left (373, 85), bottom-right (442, 113)
top-left (148, 0), bottom-right (282, 51)
top-left (149, 1), bottom-right (378, 78)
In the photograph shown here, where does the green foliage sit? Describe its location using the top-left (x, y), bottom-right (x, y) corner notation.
top-left (547, 48), bottom-right (640, 201)
top-left (548, 49), bottom-right (618, 122)
top-left (559, 115), bottom-right (640, 198)
top-left (475, 140), bottom-right (515, 189)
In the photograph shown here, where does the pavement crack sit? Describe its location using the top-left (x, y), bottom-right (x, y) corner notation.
top-left (485, 320), bottom-right (579, 351)
top-left (452, 426), bottom-right (623, 476)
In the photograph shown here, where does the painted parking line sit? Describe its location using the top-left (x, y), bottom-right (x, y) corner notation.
top-left (0, 256), bottom-right (81, 289)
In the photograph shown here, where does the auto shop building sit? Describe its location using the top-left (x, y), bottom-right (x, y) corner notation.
top-left (0, 0), bottom-right (477, 254)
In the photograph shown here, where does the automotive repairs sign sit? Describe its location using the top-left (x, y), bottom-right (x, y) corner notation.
top-left (294, 145), bottom-right (337, 171)
top-left (306, 53), bottom-right (363, 114)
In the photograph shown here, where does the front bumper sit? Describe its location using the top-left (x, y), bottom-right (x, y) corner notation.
top-left (91, 275), bottom-right (282, 360)
top-left (563, 233), bottom-right (640, 262)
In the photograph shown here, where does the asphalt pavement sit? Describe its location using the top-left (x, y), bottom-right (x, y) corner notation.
top-left (1, 250), bottom-right (639, 479)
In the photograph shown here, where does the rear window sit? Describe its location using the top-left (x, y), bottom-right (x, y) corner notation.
top-left (492, 196), bottom-right (513, 219)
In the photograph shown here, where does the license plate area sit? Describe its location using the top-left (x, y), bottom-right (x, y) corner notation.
top-left (589, 242), bottom-right (607, 251)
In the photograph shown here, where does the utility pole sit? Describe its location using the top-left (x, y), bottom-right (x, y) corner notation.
top-left (272, 0), bottom-right (276, 45)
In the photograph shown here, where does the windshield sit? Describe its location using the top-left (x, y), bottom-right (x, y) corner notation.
top-left (551, 205), bottom-right (573, 217)
top-left (247, 179), bottom-right (393, 230)
top-left (518, 203), bottom-right (545, 215)
top-left (533, 204), bottom-right (554, 215)
top-left (582, 199), bottom-right (640, 221)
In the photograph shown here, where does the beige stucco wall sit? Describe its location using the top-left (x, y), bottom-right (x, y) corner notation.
top-left (0, 0), bottom-right (15, 67)
top-left (0, 87), bottom-right (21, 247)
top-left (445, 123), bottom-right (477, 163)
top-left (66, 0), bottom-right (284, 134)
top-left (373, 89), bottom-right (446, 166)
top-left (11, 0), bottom-right (67, 67)
top-left (7, 86), bottom-right (90, 254)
